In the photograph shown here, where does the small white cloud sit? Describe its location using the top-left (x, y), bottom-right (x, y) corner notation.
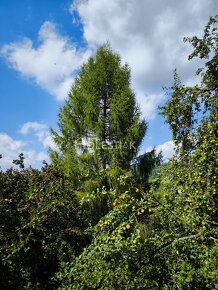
top-left (26, 150), bottom-right (48, 162)
top-left (145, 141), bottom-right (175, 161)
top-left (0, 121), bottom-right (59, 170)
top-left (19, 121), bottom-right (56, 150)
top-left (1, 21), bottom-right (91, 100)
top-left (42, 135), bottom-right (57, 150)
top-left (156, 140), bottom-right (175, 161)
top-left (0, 132), bottom-right (48, 170)
top-left (137, 91), bottom-right (165, 120)
top-left (19, 122), bottom-right (48, 135)
top-left (145, 140), bottom-right (175, 161)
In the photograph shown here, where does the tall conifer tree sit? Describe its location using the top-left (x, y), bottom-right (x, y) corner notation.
top-left (51, 44), bottom-right (146, 179)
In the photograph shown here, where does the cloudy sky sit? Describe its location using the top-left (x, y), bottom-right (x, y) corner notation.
top-left (0, 0), bottom-right (216, 169)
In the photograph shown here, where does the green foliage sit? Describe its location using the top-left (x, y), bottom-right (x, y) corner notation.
top-left (50, 43), bottom-right (146, 176)
top-left (160, 14), bottom-right (218, 288)
top-left (161, 15), bottom-right (217, 153)
top-left (56, 16), bottom-right (218, 290)
top-left (56, 169), bottom-right (217, 289)
top-left (1, 16), bottom-right (217, 290)
top-left (55, 176), bottom-right (161, 289)
top-left (50, 44), bottom-right (156, 226)
top-left (131, 149), bottom-right (162, 190)
top-left (0, 163), bottom-right (89, 289)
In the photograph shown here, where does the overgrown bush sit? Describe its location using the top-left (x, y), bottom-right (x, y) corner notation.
top-left (0, 157), bottom-right (89, 289)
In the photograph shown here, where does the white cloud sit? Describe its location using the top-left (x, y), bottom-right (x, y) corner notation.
top-left (0, 121), bottom-right (59, 170)
top-left (137, 92), bottom-right (165, 120)
top-left (0, 133), bottom-right (48, 170)
top-left (145, 140), bottom-right (175, 161)
top-left (71, 0), bottom-right (216, 118)
top-left (19, 122), bottom-right (48, 135)
top-left (1, 21), bottom-right (91, 100)
top-left (19, 121), bottom-right (56, 150)
top-left (1, 1), bottom-right (216, 119)
top-left (156, 141), bottom-right (175, 161)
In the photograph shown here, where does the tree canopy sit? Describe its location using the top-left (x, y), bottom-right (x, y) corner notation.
top-left (50, 44), bottom-right (157, 224)
top-left (51, 44), bottom-right (146, 174)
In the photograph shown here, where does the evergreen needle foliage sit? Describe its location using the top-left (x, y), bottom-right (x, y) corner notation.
top-left (50, 44), bottom-right (146, 174)
top-left (50, 44), bottom-right (157, 224)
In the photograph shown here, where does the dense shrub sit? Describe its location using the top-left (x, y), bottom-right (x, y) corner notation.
top-left (0, 159), bottom-right (89, 289)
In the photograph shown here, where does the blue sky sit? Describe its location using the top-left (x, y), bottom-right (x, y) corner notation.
top-left (0, 0), bottom-right (216, 169)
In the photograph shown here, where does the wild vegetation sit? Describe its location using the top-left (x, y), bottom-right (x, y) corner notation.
top-left (0, 16), bottom-right (217, 289)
